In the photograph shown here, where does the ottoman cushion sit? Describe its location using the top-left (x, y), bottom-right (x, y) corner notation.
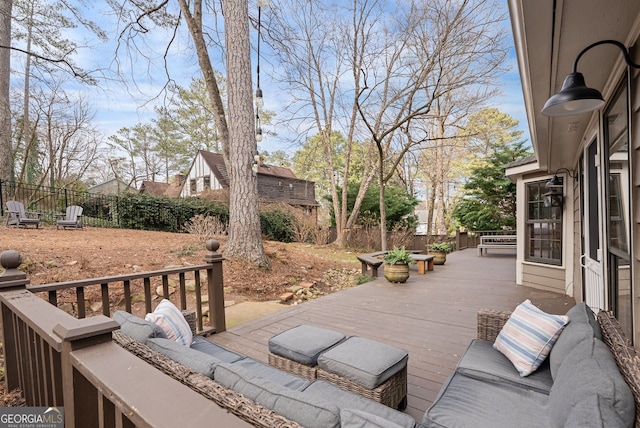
top-left (317, 337), bottom-right (408, 389)
top-left (269, 325), bottom-right (346, 366)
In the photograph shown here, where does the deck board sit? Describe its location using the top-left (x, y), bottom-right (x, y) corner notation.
top-left (206, 248), bottom-right (575, 423)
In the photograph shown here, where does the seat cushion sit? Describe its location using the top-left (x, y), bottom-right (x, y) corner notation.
top-left (225, 357), bottom-right (312, 391)
top-left (145, 299), bottom-right (193, 346)
top-left (317, 337), bottom-right (408, 389)
top-left (421, 371), bottom-right (549, 428)
top-left (340, 409), bottom-right (408, 428)
top-left (304, 380), bottom-right (416, 428)
top-left (147, 337), bottom-right (221, 379)
top-left (113, 310), bottom-right (167, 343)
top-left (493, 299), bottom-right (568, 376)
top-left (269, 325), bottom-right (346, 366)
top-left (190, 336), bottom-right (243, 363)
top-left (456, 339), bottom-right (553, 394)
top-left (549, 338), bottom-right (634, 427)
top-left (215, 363), bottom-right (339, 428)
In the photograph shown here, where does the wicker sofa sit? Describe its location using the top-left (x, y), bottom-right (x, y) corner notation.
top-left (420, 303), bottom-right (640, 428)
top-left (112, 311), bottom-right (415, 428)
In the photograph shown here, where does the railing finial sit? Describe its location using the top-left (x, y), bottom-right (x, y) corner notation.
top-left (204, 239), bottom-right (222, 263)
top-left (0, 250), bottom-right (29, 289)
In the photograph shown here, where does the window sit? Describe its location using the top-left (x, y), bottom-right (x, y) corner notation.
top-left (203, 175), bottom-right (211, 190)
top-left (525, 180), bottom-right (562, 265)
top-left (190, 179), bottom-right (196, 193)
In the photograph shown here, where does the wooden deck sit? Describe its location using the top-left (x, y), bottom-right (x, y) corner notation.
top-left (207, 248), bottom-right (576, 423)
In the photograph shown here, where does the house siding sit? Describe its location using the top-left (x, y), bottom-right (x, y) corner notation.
top-left (521, 263), bottom-right (566, 294)
top-left (180, 153), bottom-right (222, 197)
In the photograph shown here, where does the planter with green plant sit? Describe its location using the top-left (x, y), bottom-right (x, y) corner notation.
top-left (383, 246), bottom-right (415, 283)
top-left (427, 242), bottom-right (453, 265)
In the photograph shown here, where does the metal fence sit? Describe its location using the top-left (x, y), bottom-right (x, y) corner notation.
top-left (1, 180), bottom-right (122, 228)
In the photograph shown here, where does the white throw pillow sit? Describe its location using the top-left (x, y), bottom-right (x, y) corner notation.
top-left (493, 299), bottom-right (569, 376)
top-left (145, 299), bottom-right (193, 346)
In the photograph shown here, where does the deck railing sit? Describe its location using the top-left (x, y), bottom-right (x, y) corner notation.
top-left (28, 240), bottom-right (225, 335)
top-left (0, 241), bottom-right (245, 427)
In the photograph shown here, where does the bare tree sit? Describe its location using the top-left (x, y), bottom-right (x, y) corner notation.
top-left (0, 0), bottom-right (12, 182)
top-left (355, 0), bottom-right (507, 248)
top-left (110, 0), bottom-right (268, 267)
top-left (33, 84), bottom-right (101, 187)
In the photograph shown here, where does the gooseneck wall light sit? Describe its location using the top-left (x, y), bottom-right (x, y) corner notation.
top-left (542, 40), bottom-right (640, 117)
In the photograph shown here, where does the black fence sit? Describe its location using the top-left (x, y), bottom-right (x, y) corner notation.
top-left (1, 180), bottom-right (122, 228)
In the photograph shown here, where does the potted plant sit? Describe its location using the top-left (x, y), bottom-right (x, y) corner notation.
top-left (383, 246), bottom-right (415, 283)
top-left (427, 242), bottom-right (453, 265)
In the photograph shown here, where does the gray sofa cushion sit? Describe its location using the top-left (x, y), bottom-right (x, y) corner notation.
top-left (421, 371), bottom-right (549, 428)
top-left (269, 325), bottom-right (346, 366)
top-left (565, 394), bottom-right (628, 428)
top-left (215, 363), bottom-right (340, 428)
top-left (318, 337), bottom-right (408, 389)
top-left (147, 337), bottom-right (221, 379)
top-left (190, 336), bottom-right (243, 363)
top-left (456, 339), bottom-right (553, 394)
top-left (304, 380), bottom-right (416, 428)
top-left (113, 310), bottom-right (167, 343)
top-left (548, 303), bottom-right (601, 379)
top-left (549, 338), bottom-right (634, 428)
top-left (223, 357), bottom-right (311, 391)
top-left (340, 409), bottom-right (408, 428)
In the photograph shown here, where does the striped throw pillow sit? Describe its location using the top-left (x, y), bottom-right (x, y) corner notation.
top-left (145, 299), bottom-right (193, 347)
top-left (493, 300), bottom-right (569, 376)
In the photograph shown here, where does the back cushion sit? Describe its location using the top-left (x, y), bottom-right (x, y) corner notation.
top-left (549, 302), bottom-right (601, 378)
top-left (113, 310), bottom-right (166, 343)
top-left (549, 338), bottom-right (634, 427)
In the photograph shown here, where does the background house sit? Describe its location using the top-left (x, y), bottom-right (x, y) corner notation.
top-left (180, 150), bottom-right (318, 221)
top-left (88, 178), bottom-right (135, 195)
top-left (507, 0), bottom-right (640, 344)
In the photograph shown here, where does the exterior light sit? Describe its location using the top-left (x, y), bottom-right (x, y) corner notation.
top-left (545, 168), bottom-right (578, 188)
top-left (255, 87), bottom-right (264, 109)
top-left (542, 40), bottom-right (640, 117)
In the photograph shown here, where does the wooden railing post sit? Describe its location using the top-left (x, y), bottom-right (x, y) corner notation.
top-left (53, 316), bottom-right (119, 428)
top-left (204, 239), bottom-right (226, 333)
top-left (0, 250), bottom-right (30, 393)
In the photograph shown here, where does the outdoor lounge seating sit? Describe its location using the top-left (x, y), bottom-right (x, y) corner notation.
top-left (112, 311), bottom-right (416, 428)
top-left (4, 200), bottom-right (41, 228)
top-left (55, 205), bottom-right (83, 229)
top-left (421, 302), bottom-right (640, 428)
top-left (269, 324), bottom-right (409, 410)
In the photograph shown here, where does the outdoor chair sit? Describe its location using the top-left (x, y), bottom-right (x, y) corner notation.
top-left (4, 201), bottom-right (41, 228)
top-left (55, 205), bottom-right (83, 230)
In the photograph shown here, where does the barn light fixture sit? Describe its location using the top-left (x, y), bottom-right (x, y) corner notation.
top-left (545, 168), bottom-right (578, 188)
top-left (542, 40), bottom-right (640, 116)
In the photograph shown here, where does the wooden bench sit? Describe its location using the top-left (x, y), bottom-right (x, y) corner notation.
top-left (357, 252), bottom-right (434, 277)
top-left (357, 254), bottom-right (384, 277)
top-left (477, 235), bottom-right (517, 256)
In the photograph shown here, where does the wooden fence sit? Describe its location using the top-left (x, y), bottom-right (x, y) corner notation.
top-left (0, 241), bottom-right (248, 427)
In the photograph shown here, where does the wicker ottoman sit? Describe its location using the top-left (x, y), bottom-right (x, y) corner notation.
top-left (317, 336), bottom-right (408, 410)
top-left (268, 324), bottom-right (345, 380)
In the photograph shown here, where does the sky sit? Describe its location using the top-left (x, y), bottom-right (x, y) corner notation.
top-left (11, 0), bottom-right (532, 157)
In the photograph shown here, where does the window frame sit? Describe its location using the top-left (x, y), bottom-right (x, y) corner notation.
top-left (525, 179), bottom-right (563, 266)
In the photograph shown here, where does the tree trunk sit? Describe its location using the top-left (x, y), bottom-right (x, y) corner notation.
top-left (223, 0), bottom-right (269, 268)
top-left (0, 0), bottom-right (12, 182)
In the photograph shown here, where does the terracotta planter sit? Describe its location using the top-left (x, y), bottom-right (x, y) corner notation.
top-left (384, 262), bottom-right (410, 283)
top-left (429, 251), bottom-right (447, 265)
